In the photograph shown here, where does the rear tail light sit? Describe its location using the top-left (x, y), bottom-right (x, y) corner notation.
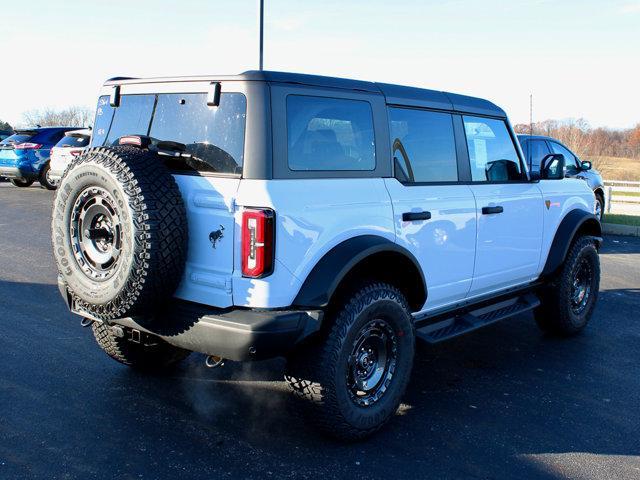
top-left (70, 149), bottom-right (82, 157)
top-left (241, 208), bottom-right (275, 278)
top-left (14, 143), bottom-right (42, 150)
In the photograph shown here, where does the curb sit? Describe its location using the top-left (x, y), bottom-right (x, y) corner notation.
top-left (602, 222), bottom-right (640, 237)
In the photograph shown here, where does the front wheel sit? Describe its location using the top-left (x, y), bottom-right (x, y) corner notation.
top-left (535, 236), bottom-right (600, 336)
top-left (10, 178), bottom-right (34, 188)
top-left (595, 193), bottom-right (604, 222)
top-left (285, 282), bottom-right (415, 441)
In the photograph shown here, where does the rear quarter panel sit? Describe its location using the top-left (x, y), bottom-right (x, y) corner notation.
top-left (233, 178), bottom-right (395, 308)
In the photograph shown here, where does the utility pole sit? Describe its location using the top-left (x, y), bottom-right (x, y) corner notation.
top-left (258, 0), bottom-right (264, 70)
top-left (529, 93), bottom-right (533, 135)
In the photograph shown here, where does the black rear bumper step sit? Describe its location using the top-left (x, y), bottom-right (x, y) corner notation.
top-left (416, 293), bottom-right (540, 344)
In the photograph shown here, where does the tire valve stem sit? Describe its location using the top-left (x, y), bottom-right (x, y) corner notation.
top-left (205, 355), bottom-right (225, 368)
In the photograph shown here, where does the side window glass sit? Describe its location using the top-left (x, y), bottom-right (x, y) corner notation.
top-left (463, 116), bottom-right (524, 182)
top-left (91, 95), bottom-right (115, 146)
top-left (389, 108), bottom-right (458, 183)
top-left (286, 95), bottom-right (375, 171)
top-left (529, 140), bottom-right (551, 171)
top-left (550, 142), bottom-right (579, 175)
top-left (105, 94), bottom-right (155, 145)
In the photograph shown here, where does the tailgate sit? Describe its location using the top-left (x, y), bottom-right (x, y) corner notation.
top-left (172, 175), bottom-right (239, 308)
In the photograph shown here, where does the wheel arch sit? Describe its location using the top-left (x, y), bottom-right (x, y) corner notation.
top-left (292, 235), bottom-right (427, 312)
top-left (542, 209), bottom-right (602, 277)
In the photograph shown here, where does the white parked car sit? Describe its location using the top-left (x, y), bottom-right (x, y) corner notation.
top-left (49, 129), bottom-right (91, 186)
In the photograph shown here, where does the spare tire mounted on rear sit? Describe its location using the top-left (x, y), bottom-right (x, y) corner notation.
top-left (52, 146), bottom-right (188, 321)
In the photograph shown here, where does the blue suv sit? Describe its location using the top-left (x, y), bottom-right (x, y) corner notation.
top-left (0, 127), bottom-right (81, 189)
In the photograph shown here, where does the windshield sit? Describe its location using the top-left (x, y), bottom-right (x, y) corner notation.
top-left (91, 91), bottom-right (247, 175)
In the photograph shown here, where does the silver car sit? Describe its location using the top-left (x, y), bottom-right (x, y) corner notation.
top-left (518, 134), bottom-right (605, 220)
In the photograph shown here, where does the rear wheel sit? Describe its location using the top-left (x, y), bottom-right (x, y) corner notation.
top-left (39, 163), bottom-right (57, 190)
top-left (285, 282), bottom-right (415, 441)
top-left (10, 178), bottom-right (34, 187)
top-left (92, 321), bottom-right (190, 370)
top-left (535, 236), bottom-right (600, 335)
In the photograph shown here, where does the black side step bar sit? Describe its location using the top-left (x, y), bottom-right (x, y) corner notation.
top-left (415, 293), bottom-right (540, 344)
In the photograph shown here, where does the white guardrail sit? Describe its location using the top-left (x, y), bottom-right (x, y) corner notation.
top-left (604, 180), bottom-right (640, 215)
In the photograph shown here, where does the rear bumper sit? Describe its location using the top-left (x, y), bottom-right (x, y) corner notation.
top-left (60, 279), bottom-right (323, 361)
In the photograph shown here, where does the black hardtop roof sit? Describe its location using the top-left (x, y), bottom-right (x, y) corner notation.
top-left (105, 70), bottom-right (506, 118)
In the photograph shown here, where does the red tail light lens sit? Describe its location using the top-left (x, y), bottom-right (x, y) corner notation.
top-left (14, 143), bottom-right (43, 150)
top-left (241, 208), bottom-right (275, 278)
top-left (70, 149), bottom-right (82, 157)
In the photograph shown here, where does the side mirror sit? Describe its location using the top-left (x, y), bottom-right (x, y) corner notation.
top-left (581, 160), bottom-right (592, 171)
top-left (540, 153), bottom-right (566, 180)
top-left (529, 171), bottom-right (541, 181)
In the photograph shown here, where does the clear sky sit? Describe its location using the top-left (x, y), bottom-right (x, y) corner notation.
top-left (2, 0), bottom-right (639, 129)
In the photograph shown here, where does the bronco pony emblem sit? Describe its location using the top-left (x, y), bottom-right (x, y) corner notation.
top-left (209, 225), bottom-right (225, 248)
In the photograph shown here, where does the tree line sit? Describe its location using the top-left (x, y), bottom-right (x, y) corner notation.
top-left (0, 106), bottom-right (93, 134)
top-left (513, 119), bottom-right (640, 160)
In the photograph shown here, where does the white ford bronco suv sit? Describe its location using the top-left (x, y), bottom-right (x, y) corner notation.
top-left (52, 71), bottom-right (601, 440)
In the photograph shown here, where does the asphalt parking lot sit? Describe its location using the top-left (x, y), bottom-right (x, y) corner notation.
top-left (1, 182), bottom-right (639, 480)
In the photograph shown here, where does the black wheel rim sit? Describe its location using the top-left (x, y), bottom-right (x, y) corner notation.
top-left (70, 186), bottom-right (123, 281)
top-left (571, 258), bottom-right (593, 315)
top-left (347, 319), bottom-right (398, 407)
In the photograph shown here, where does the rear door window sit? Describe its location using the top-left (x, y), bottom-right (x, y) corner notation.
top-left (463, 116), bottom-right (525, 182)
top-left (389, 108), bottom-right (458, 183)
top-left (148, 93), bottom-right (246, 175)
top-left (104, 94), bottom-right (155, 145)
top-left (286, 95), bottom-right (375, 171)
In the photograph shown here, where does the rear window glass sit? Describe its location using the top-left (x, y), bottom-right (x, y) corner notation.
top-left (56, 135), bottom-right (90, 148)
top-left (91, 92), bottom-right (246, 175)
top-left (0, 133), bottom-right (34, 145)
top-left (286, 95), bottom-right (375, 171)
top-left (91, 96), bottom-right (115, 146)
top-left (149, 93), bottom-right (246, 175)
top-left (105, 94), bottom-right (155, 145)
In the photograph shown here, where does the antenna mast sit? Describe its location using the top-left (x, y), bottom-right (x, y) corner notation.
top-left (258, 0), bottom-right (264, 70)
top-left (529, 93), bottom-right (533, 135)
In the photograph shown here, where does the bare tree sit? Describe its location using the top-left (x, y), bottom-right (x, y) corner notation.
top-left (21, 106), bottom-right (94, 129)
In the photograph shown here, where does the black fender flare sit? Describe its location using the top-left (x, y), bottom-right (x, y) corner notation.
top-left (293, 235), bottom-right (427, 309)
top-left (542, 209), bottom-right (602, 276)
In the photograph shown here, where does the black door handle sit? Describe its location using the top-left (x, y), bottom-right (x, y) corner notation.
top-left (402, 211), bottom-right (432, 221)
top-left (482, 206), bottom-right (504, 215)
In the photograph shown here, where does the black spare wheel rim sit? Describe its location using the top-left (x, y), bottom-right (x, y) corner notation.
top-left (70, 186), bottom-right (123, 281)
top-left (571, 258), bottom-right (592, 315)
top-left (347, 318), bottom-right (398, 407)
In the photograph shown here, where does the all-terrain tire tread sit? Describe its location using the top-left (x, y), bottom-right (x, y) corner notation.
top-left (285, 282), bottom-right (414, 441)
